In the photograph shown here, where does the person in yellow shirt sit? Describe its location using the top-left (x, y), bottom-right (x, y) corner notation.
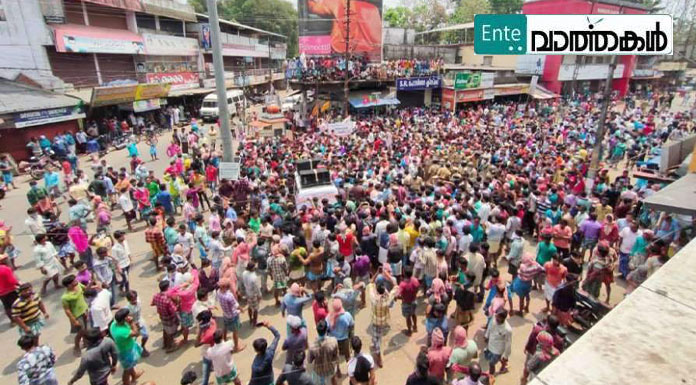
top-left (404, 221), bottom-right (420, 250)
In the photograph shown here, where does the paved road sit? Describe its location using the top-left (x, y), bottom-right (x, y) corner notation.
top-left (0, 125), bottom-right (626, 385)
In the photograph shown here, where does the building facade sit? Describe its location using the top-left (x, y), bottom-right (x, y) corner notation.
top-left (0, 0), bottom-right (287, 160)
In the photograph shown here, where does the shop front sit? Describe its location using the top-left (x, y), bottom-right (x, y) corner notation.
top-left (0, 80), bottom-right (84, 161)
top-left (395, 76), bottom-right (442, 108)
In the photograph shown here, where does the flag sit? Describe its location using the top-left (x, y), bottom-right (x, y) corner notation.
top-left (321, 101), bottom-right (330, 112)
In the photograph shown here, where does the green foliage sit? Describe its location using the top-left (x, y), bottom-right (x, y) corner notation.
top-left (442, 0), bottom-right (490, 44)
top-left (189, 0), bottom-right (298, 57)
top-left (189, 0), bottom-right (207, 13)
top-left (384, 6), bottom-right (415, 28)
top-left (488, 0), bottom-right (522, 14)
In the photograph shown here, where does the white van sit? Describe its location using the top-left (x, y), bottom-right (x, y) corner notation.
top-left (200, 90), bottom-right (246, 122)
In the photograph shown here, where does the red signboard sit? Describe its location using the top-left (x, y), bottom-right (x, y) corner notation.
top-left (145, 72), bottom-right (199, 90)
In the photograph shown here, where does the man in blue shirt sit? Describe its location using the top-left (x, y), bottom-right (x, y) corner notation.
top-left (43, 168), bottom-right (61, 199)
top-left (328, 298), bottom-right (354, 375)
top-left (156, 184), bottom-right (174, 215)
top-left (249, 321), bottom-right (280, 385)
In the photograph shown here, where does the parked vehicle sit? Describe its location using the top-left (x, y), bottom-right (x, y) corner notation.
top-left (200, 90), bottom-right (246, 122)
top-left (28, 153), bottom-right (60, 180)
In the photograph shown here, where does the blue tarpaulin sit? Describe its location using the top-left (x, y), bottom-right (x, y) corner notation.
top-left (349, 97), bottom-right (400, 109)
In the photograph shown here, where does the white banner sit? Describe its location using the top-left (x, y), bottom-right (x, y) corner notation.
top-left (219, 162), bottom-right (240, 180)
top-left (324, 119), bottom-right (355, 136)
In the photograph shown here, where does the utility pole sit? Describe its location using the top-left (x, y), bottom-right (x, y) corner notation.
top-left (343, 0), bottom-right (351, 118)
top-left (268, 41), bottom-right (274, 95)
top-left (206, 0), bottom-right (234, 162)
top-left (585, 55), bottom-right (617, 193)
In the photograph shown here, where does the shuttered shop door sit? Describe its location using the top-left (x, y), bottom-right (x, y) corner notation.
top-left (47, 49), bottom-right (99, 88)
top-left (97, 54), bottom-right (136, 85)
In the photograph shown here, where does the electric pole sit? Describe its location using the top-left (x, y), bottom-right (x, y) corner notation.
top-left (585, 55), bottom-right (617, 193)
top-left (206, 0), bottom-right (234, 162)
top-left (343, 0), bottom-right (351, 118)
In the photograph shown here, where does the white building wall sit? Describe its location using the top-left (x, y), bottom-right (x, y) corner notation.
top-left (0, 0), bottom-right (65, 91)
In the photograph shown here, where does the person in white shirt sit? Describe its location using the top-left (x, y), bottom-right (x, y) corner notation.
top-left (242, 263), bottom-right (262, 326)
top-left (118, 188), bottom-right (135, 231)
top-left (205, 329), bottom-right (242, 385)
top-left (111, 230), bottom-right (131, 293)
top-left (484, 309), bottom-right (512, 375)
top-left (177, 224), bottom-right (195, 263)
top-left (618, 221), bottom-right (642, 279)
top-left (89, 287), bottom-right (113, 334)
top-left (25, 208), bottom-right (46, 235)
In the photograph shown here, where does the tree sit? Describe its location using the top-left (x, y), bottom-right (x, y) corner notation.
top-left (384, 6), bottom-right (415, 28)
top-left (443, 0), bottom-right (490, 43)
top-left (189, 0), bottom-right (298, 57)
top-left (189, 0), bottom-right (206, 13)
top-left (489, 0), bottom-right (522, 14)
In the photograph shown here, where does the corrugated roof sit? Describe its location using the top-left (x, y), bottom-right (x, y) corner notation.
top-left (195, 13), bottom-right (286, 39)
top-left (416, 22), bottom-right (474, 35)
top-left (0, 79), bottom-right (82, 115)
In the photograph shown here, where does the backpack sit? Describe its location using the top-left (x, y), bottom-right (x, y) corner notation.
top-left (353, 355), bottom-right (371, 383)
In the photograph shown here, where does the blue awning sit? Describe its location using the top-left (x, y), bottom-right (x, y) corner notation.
top-left (349, 97), bottom-right (400, 109)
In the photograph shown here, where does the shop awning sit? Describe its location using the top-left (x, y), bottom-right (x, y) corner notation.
top-left (349, 97), bottom-right (400, 109)
top-left (142, 0), bottom-right (197, 22)
top-left (529, 85), bottom-right (559, 99)
top-left (642, 173), bottom-right (696, 216)
top-left (52, 24), bottom-right (144, 54)
top-left (66, 89), bottom-right (93, 105)
top-left (168, 87), bottom-right (215, 98)
top-left (0, 79), bottom-right (81, 115)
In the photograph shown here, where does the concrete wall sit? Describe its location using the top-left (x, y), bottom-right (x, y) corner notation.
top-left (458, 46), bottom-right (518, 68)
top-left (383, 45), bottom-right (457, 63)
top-left (383, 28), bottom-right (415, 45)
top-left (0, 0), bottom-right (65, 91)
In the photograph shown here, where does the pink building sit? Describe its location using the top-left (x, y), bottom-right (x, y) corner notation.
top-left (522, 0), bottom-right (647, 96)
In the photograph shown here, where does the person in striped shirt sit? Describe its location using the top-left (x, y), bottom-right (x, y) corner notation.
top-left (12, 283), bottom-right (49, 344)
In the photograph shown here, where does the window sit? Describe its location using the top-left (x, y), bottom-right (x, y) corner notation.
top-left (483, 56), bottom-right (493, 66)
top-left (136, 13), bottom-right (156, 30)
top-left (227, 98), bottom-right (233, 105)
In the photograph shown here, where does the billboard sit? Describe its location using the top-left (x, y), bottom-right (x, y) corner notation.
top-left (298, 0), bottom-right (383, 61)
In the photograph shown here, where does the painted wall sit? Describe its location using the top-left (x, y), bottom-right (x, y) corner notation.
top-left (458, 46), bottom-right (518, 68)
top-left (0, 0), bottom-right (65, 91)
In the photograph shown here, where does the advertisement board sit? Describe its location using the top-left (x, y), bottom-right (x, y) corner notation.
top-left (454, 72), bottom-right (481, 90)
top-left (396, 76), bottom-right (441, 91)
top-left (298, 0), bottom-right (383, 61)
top-left (91, 84), bottom-right (171, 107)
top-left (14, 106), bottom-right (85, 128)
top-left (142, 33), bottom-right (199, 56)
top-left (145, 72), bottom-right (199, 90)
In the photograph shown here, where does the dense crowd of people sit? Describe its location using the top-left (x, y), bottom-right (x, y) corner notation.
top-left (1, 89), bottom-right (693, 385)
top-left (285, 56), bottom-right (444, 82)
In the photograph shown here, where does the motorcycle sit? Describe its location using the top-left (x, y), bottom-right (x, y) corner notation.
top-left (572, 290), bottom-right (612, 329)
top-left (28, 152), bottom-right (60, 180)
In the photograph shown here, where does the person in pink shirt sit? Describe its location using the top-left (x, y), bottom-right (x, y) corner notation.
top-left (232, 234), bottom-right (256, 290)
top-left (68, 220), bottom-right (93, 269)
top-left (208, 211), bottom-right (222, 233)
top-left (426, 327), bottom-right (451, 381)
top-left (552, 219), bottom-right (572, 259)
top-left (312, 291), bottom-right (329, 325)
top-left (168, 268), bottom-right (199, 345)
